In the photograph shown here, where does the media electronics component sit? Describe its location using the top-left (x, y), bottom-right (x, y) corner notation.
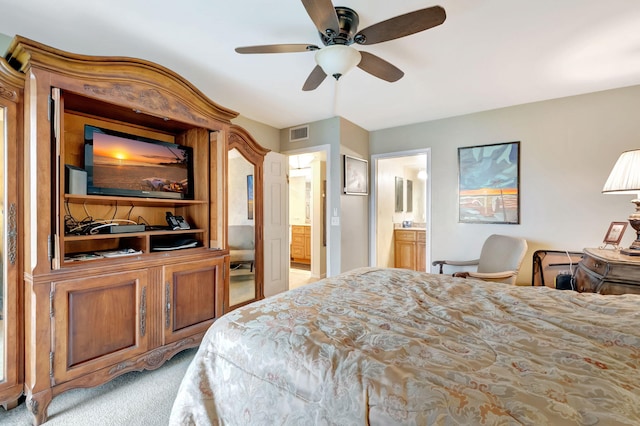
top-left (84, 125), bottom-right (194, 200)
top-left (166, 212), bottom-right (191, 230)
top-left (65, 164), bottom-right (87, 195)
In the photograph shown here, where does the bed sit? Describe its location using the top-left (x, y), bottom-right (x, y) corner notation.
top-left (170, 267), bottom-right (640, 425)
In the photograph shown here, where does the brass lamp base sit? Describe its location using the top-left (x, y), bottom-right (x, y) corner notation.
top-left (621, 214), bottom-right (640, 256)
top-left (620, 248), bottom-right (640, 256)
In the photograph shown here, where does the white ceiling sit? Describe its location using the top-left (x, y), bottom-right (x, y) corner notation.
top-left (2, 0), bottom-right (640, 131)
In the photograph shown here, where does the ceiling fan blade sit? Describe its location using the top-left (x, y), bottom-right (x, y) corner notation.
top-left (357, 51), bottom-right (404, 82)
top-left (355, 6), bottom-right (446, 45)
top-left (302, 65), bottom-right (327, 91)
top-left (235, 44), bottom-right (319, 54)
top-left (301, 0), bottom-right (339, 35)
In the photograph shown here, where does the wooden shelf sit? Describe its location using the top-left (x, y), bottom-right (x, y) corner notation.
top-left (64, 194), bottom-right (206, 207)
top-left (64, 228), bottom-right (204, 241)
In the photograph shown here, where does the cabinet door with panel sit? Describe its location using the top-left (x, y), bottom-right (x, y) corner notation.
top-left (0, 56), bottom-right (24, 410)
top-left (291, 225), bottom-right (311, 264)
top-left (416, 231), bottom-right (427, 272)
top-left (291, 230), bottom-right (305, 260)
top-left (304, 226), bottom-right (311, 260)
top-left (395, 241), bottom-right (417, 270)
top-left (52, 270), bottom-right (150, 385)
top-left (394, 229), bottom-right (426, 271)
top-left (163, 256), bottom-right (226, 345)
top-left (394, 229), bottom-right (417, 270)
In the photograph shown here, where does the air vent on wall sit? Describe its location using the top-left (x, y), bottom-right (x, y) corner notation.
top-left (289, 125), bottom-right (309, 142)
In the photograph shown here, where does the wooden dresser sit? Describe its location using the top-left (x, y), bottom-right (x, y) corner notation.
top-left (394, 228), bottom-right (426, 272)
top-left (574, 248), bottom-right (640, 294)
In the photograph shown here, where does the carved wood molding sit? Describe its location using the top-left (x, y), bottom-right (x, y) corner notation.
top-left (108, 337), bottom-right (200, 376)
top-left (229, 125), bottom-right (270, 164)
top-left (0, 83), bottom-right (18, 101)
top-left (8, 203), bottom-right (17, 265)
top-left (0, 58), bottom-right (24, 102)
top-left (83, 83), bottom-right (208, 125)
top-left (26, 397), bottom-right (39, 417)
top-left (5, 35), bottom-right (238, 123)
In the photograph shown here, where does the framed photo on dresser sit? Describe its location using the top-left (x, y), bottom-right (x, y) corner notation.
top-left (603, 221), bottom-right (627, 247)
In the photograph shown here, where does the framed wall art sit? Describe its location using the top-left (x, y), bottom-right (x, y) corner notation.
top-left (343, 155), bottom-right (368, 195)
top-left (247, 174), bottom-right (254, 220)
top-left (458, 141), bottom-right (520, 224)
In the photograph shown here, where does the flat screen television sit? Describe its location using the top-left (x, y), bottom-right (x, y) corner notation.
top-left (84, 125), bottom-right (194, 200)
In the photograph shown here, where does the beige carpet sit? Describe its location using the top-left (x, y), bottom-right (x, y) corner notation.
top-left (0, 347), bottom-right (197, 426)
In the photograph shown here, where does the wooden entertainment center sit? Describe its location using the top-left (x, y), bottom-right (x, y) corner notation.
top-left (0, 36), bottom-right (264, 424)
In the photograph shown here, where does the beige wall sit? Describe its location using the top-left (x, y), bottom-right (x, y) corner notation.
top-left (371, 84), bottom-right (640, 284)
top-left (0, 33), bottom-right (11, 54)
top-left (339, 118), bottom-right (369, 273)
top-left (232, 115), bottom-right (280, 153)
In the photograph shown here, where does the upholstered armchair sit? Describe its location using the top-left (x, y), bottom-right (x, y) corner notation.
top-left (229, 225), bottom-right (255, 271)
top-left (432, 234), bottom-right (528, 285)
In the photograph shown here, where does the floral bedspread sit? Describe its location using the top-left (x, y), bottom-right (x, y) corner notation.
top-left (170, 267), bottom-right (640, 425)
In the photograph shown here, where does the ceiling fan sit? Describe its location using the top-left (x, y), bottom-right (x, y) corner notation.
top-left (235, 0), bottom-right (446, 91)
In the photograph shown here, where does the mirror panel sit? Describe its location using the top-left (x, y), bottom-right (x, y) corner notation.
top-left (228, 148), bottom-right (256, 306)
top-left (227, 125), bottom-right (268, 311)
top-left (0, 57), bottom-right (23, 406)
top-left (0, 105), bottom-right (5, 382)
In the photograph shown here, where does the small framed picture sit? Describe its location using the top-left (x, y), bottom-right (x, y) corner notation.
top-left (603, 221), bottom-right (628, 246)
top-left (343, 155), bottom-right (368, 195)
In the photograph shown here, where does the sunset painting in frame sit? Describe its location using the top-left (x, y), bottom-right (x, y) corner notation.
top-left (458, 141), bottom-right (520, 224)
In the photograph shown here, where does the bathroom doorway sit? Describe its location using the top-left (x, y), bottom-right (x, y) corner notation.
top-left (370, 149), bottom-right (431, 270)
top-left (288, 150), bottom-right (328, 289)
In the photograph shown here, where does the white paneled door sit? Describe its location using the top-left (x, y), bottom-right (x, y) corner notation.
top-left (263, 152), bottom-right (289, 297)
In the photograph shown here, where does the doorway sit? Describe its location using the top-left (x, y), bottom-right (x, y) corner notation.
top-left (288, 150), bottom-right (328, 289)
top-left (370, 150), bottom-right (431, 270)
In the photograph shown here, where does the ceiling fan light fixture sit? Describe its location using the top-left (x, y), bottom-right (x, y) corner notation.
top-left (315, 45), bottom-right (361, 80)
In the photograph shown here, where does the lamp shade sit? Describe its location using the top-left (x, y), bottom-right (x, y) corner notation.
top-left (602, 149), bottom-right (640, 195)
top-left (315, 45), bottom-right (362, 80)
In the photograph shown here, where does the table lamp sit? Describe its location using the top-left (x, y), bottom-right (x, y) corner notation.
top-left (602, 149), bottom-right (640, 255)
